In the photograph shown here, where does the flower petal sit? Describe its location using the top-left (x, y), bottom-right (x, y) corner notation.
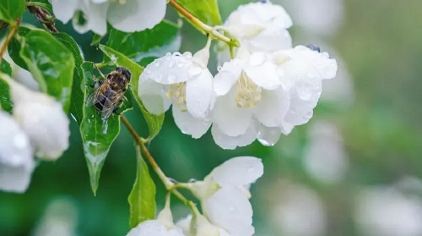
top-left (253, 88), bottom-right (290, 127)
top-left (142, 53), bottom-right (197, 85)
top-left (108, 0), bottom-right (166, 32)
top-left (126, 220), bottom-right (184, 236)
top-left (212, 91), bottom-right (253, 137)
top-left (0, 111), bottom-right (33, 166)
top-left (257, 124), bottom-right (282, 146)
top-left (139, 76), bottom-right (171, 115)
top-left (248, 28), bottom-right (292, 52)
top-left (49, 0), bottom-right (80, 23)
top-left (0, 162), bottom-right (35, 193)
top-left (214, 59), bottom-right (242, 96)
top-left (207, 156), bottom-right (263, 189)
top-left (172, 107), bottom-right (211, 139)
top-left (13, 99), bottom-right (70, 160)
top-left (185, 70), bottom-right (214, 118)
top-left (72, 1), bottom-right (108, 35)
top-left (204, 186), bottom-right (255, 236)
top-left (244, 53), bottom-right (281, 90)
top-left (211, 124), bottom-right (257, 150)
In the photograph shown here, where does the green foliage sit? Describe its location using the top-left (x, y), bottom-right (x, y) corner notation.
top-left (79, 62), bottom-right (121, 195)
top-left (18, 28), bottom-right (75, 111)
top-left (177, 0), bottom-right (222, 25)
top-left (0, 60), bottom-right (12, 75)
top-left (0, 0), bottom-right (26, 23)
top-left (128, 145), bottom-right (156, 227)
top-left (0, 61), bottom-right (12, 112)
top-left (107, 20), bottom-right (181, 65)
top-left (99, 45), bottom-right (164, 140)
top-left (55, 32), bottom-right (85, 124)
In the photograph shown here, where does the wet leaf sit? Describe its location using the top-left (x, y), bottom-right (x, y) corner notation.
top-left (0, 0), bottom-right (26, 23)
top-left (100, 45), bottom-right (164, 140)
top-left (176, 0), bottom-right (222, 25)
top-left (0, 61), bottom-right (12, 112)
top-left (128, 145), bottom-right (156, 227)
top-left (107, 20), bottom-right (181, 65)
top-left (19, 28), bottom-right (75, 111)
top-left (80, 62), bottom-right (120, 195)
top-left (55, 32), bottom-right (85, 124)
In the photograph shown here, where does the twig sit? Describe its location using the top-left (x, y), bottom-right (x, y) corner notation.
top-left (0, 20), bottom-right (20, 62)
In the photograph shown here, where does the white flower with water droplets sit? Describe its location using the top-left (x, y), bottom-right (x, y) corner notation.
top-left (211, 45), bottom-right (337, 149)
top-left (0, 111), bottom-right (35, 193)
top-left (50, 0), bottom-right (166, 35)
top-left (212, 49), bottom-right (288, 149)
top-left (5, 77), bottom-right (70, 160)
top-left (273, 45), bottom-right (338, 134)
top-left (217, 1), bottom-right (293, 64)
top-left (139, 42), bottom-right (214, 139)
top-left (187, 157), bottom-right (264, 236)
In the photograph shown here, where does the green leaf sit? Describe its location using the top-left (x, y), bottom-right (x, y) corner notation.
top-left (99, 45), bottom-right (164, 140)
top-left (0, 0), bottom-right (26, 23)
top-left (8, 27), bottom-right (30, 70)
top-left (80, 62), bottom-right (121, 195)
top-left (107, 20), bottom-right (181, 65)
top-left (176, 0), bottom-right (222, 25)
top-left (0, 61), bottom-right (12, 112)
top-left (55, 32), bottom-right (85, 124)
top-left (19, 28), bottom-right (75, 111)
top-left (128, 145), bottom-right (156, 227)
top-left (0, 60), bottom-right (12, 76)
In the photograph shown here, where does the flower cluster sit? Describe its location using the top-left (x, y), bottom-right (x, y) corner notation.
top-left (139, 1), bottom-right (338, 149)
top-left (0, 74), bottom-right (70, 193)
top-left (126, 156), bottom-right (263, 236)
top-left (49, 0), bottom-right (166, 35)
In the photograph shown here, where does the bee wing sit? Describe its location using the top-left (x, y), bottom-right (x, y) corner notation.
top-left (101, 106), bottom-right (115, 120)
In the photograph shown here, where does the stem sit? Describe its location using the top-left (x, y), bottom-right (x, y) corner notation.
top-left (0, 20), bottom-right (20, 62)
top-left (121, 115), bottom-right (193, 207)
top-left (168, 0), bottom-right (239, 48)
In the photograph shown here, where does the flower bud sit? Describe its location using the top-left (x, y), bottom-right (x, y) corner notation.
top-left (0, 111), bottom-right (35, 193)
top-left (5, 76), bottom-right (70, 161)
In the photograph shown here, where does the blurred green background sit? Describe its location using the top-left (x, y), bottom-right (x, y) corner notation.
top-left (1, 0), bottom-right (422, 235)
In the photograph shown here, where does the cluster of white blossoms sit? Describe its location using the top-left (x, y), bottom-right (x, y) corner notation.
top-left (139, 1), bottom-right (338, 149)
top-left (126, 156), bottom-right (263, 236)
top-left (49, 0), bottom-right (167, 35)
top-left (0, 74), bottom-right (70, 193)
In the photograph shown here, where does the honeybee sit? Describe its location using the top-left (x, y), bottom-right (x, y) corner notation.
top-left (90, 67), bottom-right (131, 120)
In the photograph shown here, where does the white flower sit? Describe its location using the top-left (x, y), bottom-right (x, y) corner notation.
top-left (187, 157), bottom-right (264, 236)
top-left (211, 46), bottom-right (337, 149)
top-left (0, 111), bottom-right (35, 193)
top-left (139, 42), bottom-right (214, 139)
top-left (212, 49), bottom-right (287, 149)
top-left (6, 77), bottom-right (70, 160)
top-left (127, 205), bottom-right (185, 236)
top-left (50, 0), bottom-right (167, 35)
top-left (217, 1), bottom-right (293, 64)
top-left (273, 45), bottom-right (337, 133)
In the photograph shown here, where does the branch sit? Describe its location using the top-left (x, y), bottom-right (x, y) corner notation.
top-left (168, 0), bottom-right (239, 48)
